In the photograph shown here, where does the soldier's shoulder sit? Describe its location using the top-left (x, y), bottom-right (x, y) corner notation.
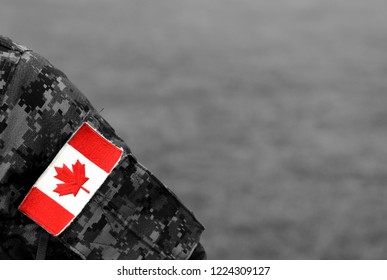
top-left (0, 35), bottom-right (30, 54)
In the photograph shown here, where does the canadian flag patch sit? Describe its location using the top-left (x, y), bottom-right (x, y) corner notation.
top-left (19, 123), bottom-right (123, 236)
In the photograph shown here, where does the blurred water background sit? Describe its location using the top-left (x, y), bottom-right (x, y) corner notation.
top-left (3, 0), bottom-right (387, 259)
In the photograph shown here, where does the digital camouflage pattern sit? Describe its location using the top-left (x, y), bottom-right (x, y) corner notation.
top-left (0, 35), bottom-right (205, 259)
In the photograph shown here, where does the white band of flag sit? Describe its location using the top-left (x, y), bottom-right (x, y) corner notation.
top-left (19, 123), bottom-right (123, 236)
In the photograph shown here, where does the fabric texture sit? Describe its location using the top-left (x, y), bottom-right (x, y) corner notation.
top-left (0, 35), bottom-right (205, 260)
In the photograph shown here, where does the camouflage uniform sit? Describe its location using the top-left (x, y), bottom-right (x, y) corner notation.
top-left (0, 35), bottom-right (205, 260)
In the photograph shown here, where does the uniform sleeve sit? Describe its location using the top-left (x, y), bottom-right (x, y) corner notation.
top-left (0, 48), bottom-right (205, 260)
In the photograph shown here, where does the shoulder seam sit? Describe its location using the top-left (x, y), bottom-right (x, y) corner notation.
top-left (0, 36), bottom-right (31, 55)
top-left (0, 48), bottom-right (32, 100)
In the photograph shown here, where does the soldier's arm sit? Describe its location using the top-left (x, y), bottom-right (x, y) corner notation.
top-left (0, 35), bottom-right (205, 260)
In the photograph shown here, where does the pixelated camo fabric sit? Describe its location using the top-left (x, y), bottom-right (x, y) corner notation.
top-left (0, 35), bottom-right (204, 259)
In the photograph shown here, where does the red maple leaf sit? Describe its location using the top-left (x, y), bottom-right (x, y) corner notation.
top-left (53, 160), bottom-right (90, 197)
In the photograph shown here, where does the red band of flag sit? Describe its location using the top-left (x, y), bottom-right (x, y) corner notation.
top-left (68, 124), bottom-right (123, 173)
top-left (19, 187), bottom-right (74, 235)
